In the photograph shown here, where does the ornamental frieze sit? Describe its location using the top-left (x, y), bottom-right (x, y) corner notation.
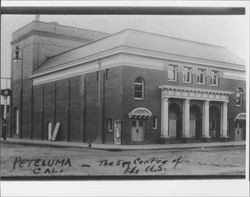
top-left (160, 85), bottom-right (233, 102)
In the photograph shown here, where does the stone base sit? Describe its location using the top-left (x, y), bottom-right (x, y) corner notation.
top-left (181, 137), bottom-right (193, 143)
top-left (219, 136), bottom-right (230, 142)
top-left (160, 137), bottom-right (178, 144)
top-left (201, 136), bottom-right (212, 143)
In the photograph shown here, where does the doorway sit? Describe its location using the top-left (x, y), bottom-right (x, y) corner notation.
top-left (131, 120), bottom-right (145, 142)
top-left (168, 103), bottom-right (182, 139)
top-left (190, 105), bottom-right (202, 139)
top-left (235, 121), bottom-right (244, 141)
top-left (209, 105), bottom-right (220, 139)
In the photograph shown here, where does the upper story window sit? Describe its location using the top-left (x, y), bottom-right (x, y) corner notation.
top-left (134, 77), bottom-right (144, 100)
top-left (210, 70), bottom-right (219, 86)
top-left (168, 65), bottom-right (178, 81)
top-left (236, 87), bottom-right (243, 106)
top-left (197, 68), bottom-right (205, 84)
top-left (183, 67), bottom-right (192, 83)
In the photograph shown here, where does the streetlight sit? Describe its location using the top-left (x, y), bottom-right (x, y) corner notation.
top-left (12, 45), bottom-right (23, 138)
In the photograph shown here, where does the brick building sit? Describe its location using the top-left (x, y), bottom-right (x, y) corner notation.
top-left (10, 20), bottom-right (246, 144)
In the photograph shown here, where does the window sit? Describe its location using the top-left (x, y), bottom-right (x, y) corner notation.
top-left (236, 87), bottom-right (243, 106)
top-left (139, 120), bottom-right (144, 127)
top-left (96, 71), bottom-right (100, 81)
top-left (107, 119), bottom-right (113, 132)
top-left (197, 68), bottom-right (205, 84)
top-left (210, 70), bottom-right (219, 86)
top-left (152, 116), bottom-right (158, 129)
top-left (134, 77), bottom-right (144, 100)
top-left (168, 65), bottom-right (178, 81)
top-left (183, 67), bottom-right (192, 83)
top-left (105, 69), bottom-right (109, 79)
top-left (238, 121), bottom-right (243, 129)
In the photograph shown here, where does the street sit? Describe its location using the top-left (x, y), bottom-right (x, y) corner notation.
top-left (0, 143), bottom-right (245, 177)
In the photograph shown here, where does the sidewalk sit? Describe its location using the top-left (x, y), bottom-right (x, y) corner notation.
top-left (0, 138), bottom-right (246, 150)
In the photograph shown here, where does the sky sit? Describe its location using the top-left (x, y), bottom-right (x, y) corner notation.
top-left (1, 14), bottom-right (248, 88)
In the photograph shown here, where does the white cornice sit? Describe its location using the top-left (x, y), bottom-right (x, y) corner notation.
top-left (32, 45), bottom-right (245, 79)
top-left (223, 71), bottom-right (246, 81)
top-left (121, 46), bottom-right (245, 71)
top-left (32, 51), bottom-right (246, 85)
top-left (32, 54), bottom-right (163, 85)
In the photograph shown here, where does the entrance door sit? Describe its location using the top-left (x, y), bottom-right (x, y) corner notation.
top-left (169, 119), bottom-right (176, 137)
top-left (235, 121), bottom-right (243, 141)
top-left (131, 120), bottom-right (145, 142)
top-left (209, 120), bottom-right (217, 138)
top-left (190, 120), bottom-right (196, 137)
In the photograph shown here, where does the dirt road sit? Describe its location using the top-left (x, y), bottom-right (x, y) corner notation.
top-left (0, 143), bottom-right (245, 177)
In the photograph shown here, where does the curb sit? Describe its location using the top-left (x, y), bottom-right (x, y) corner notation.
top-left (1, 138), bottom-right (246, 151)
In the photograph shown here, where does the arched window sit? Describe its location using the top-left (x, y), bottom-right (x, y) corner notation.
top-left (236, 87), bottom-right (243, 106)
top-left (134, 77), bottom-right (144, 100)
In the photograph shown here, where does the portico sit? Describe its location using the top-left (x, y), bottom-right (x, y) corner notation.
top-left (159, 85), bottom-right (233, 142)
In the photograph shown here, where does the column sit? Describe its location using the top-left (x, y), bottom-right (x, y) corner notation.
top-left (221, 102), bottom-right (228, 138)
top-left (161, 96), bottom-right (169, 138)
top-left (183, 99), bottom-right (190, 138)
top-left (202, 100), bottom-right (210, 138)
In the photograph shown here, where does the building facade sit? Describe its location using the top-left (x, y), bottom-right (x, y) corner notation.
top-left (10, 20), bottom-right (246, 144)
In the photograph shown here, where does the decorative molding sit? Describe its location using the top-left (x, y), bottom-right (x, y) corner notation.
top-left (160, 85), bottom-right (233, 102)
top-left (32, 45), bottom-right (245, 77)
top-left (32, 48), bottom-right (246, 85)
top-left (128, 107), bottom-right (152, 119)
top-left (32, 53), bottom-right (164, 85)
top-left (121, 46), bottom-right (245, 71)
top-left (223, 71), bottom-right (246, 81)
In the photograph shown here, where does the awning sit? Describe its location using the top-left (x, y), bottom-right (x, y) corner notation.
top-left (128, 107), bottom-right (152, 119)
top-left (234, 113), bottom-right (246, 121)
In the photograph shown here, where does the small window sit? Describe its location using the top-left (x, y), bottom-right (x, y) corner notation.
top-left (105, 69), bottom-right (109, 79)
top-left (236, 87), bottom-right (243, 106)
top-left (132, 120), bottom-right (136, 127)
top-left (152, 116), bottom-right (158, 129)
top-left (197, 68), bottom-right (205, 84)
top-left (238, 121), bottom-right (243, 129)
top-left (139, 120), bottom-right (144, 127)
top-left (107, 119), bottom-right (113, 132)
top-left (134, 77), bottom-right (144, 100)
top-left (210, 70), bottom-right (219, 86)
top-left (96, 71), bottom-right (99, 81)
top-left (168, 65), bottom-right (178, 81)
top-left (183, 67), bottom-right (192, 83)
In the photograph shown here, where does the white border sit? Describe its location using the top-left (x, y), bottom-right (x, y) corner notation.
top-left (1, 1), bottom-right (249, 197)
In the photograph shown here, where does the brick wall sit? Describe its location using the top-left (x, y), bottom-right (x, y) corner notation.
top-left (12, 63), bottom-right (246, 144)
top-left (121, 65), bottom-right (246, 144)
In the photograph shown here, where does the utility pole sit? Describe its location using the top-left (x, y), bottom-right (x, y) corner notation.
top-left (97, 59), bottom-right (105, 144)
top-left (1, 77), bottom-right (11, 140)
